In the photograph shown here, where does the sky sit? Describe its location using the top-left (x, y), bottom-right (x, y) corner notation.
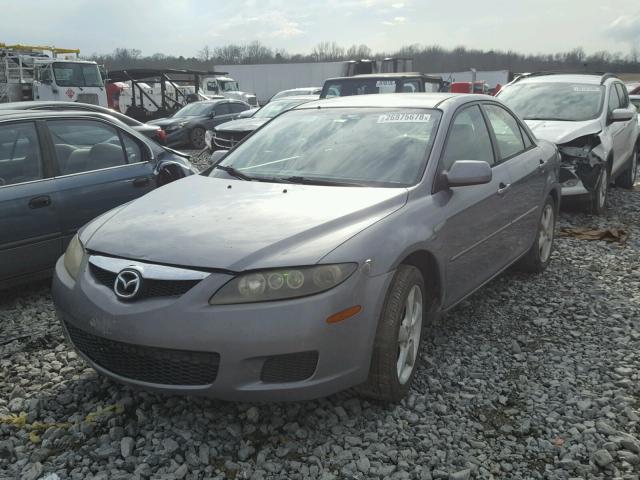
top-left (1, 0), bottom-right (639, 58)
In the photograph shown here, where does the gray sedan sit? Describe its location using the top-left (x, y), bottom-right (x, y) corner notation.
top-left (52, 93), bottom-right (560, 402)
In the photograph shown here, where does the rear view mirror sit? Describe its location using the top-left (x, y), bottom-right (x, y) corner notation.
top-left (444, 160), bottom-right (492, 187)
top-left (611, 108), bottom-right (634, 122)
top-left (209, 150), bottom-right (229, 165)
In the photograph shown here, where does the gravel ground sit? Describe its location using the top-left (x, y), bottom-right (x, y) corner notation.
top-left (1, 158), bottom-right (640, 479)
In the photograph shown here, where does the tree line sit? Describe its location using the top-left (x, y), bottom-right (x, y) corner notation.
top-left (90, 42), bottom-right (640, 74)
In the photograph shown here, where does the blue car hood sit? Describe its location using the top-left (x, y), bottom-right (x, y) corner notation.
top-left (82, 175), bottom-right (407, 271)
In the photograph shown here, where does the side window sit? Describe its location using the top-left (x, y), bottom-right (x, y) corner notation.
top-left (229, 103), bottom-right (248, 113)
top-left (483, 104), bottom-right (526, 160)
top-left (122, 134), bottom-right (142, 163)
top-left (615, 83), bottom-right (629, 108)
top-left (442, 105), bottom-right (494, 171)
top-left (520, 125), bottom-right (534, 149)
top-left (402, 80), bottom-right (420, 93)
top-left (0, 122), bottom-right (43, 186)
top-left (609, 85), bottom-right (622, 112)
top-left (47, 120), bottom-right (127, 175)
top-left (215, 103), bottom-right (231, 116)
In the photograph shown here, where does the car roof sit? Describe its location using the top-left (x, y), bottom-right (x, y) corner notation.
top-left (279, 87), bottom-right (320, 92)
top-left (513, 72), bottom-right (620, 86)
top-left (271, 95), bottom-right (319, 103)
top-left (325, 72), bottom-right (442, 82)
top-left (0, 101), bottom-right (145, 126)
top-left (0, 109), bottom-right (132, 125)
top-left (294, 92), bottom-right (483, 110)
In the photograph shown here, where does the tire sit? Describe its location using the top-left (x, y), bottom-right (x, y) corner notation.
top-left (587, 165), bottom-right (609, 214)
top-left (189, 127), bottom-right (206, 149)
top-left (616, 148), bottom-right (638, 190)
top-left (358, 265), bottom-right (427, 402)
top-left (516, 196), bottom-right (556, 273)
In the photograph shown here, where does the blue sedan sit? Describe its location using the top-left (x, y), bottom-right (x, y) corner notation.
top-left (0, 109), bottom-right (196, 289)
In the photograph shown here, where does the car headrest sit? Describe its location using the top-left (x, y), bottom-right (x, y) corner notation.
top-left (89, 143), bottom-right (125, 169)
top-left (445, 124), bottom-right (477, 163)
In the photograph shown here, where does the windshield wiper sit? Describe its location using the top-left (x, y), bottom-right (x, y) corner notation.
top-left (214, 164), bottom-right (253, 181)
top-left (523, 116), bottom-right (575, 121)
top-left (278, 176), bottom-right (364, 187)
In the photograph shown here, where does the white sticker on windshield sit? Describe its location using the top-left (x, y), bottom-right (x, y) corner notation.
top-left (573, 86), bottom-right (601, 92)
top-left (376, 80), bottom-right (396, 87)
top-left (377, 113), bottom-right (432, 123)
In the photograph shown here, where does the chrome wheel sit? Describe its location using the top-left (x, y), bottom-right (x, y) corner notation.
top-left (597, 167), bottom-right (608, 209)
top-left (396, 285), bottom-right (423, 385)
top-left (538, 203), bottom-right (554, 262)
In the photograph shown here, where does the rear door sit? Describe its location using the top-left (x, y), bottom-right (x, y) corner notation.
top-left (0, 121), bottom-right (62, 283)
top-left (607, 83), bottom-right (628, 175)
top-left (482, 103), bottom-right (545, 257)
top-left (434, 104), bottom-right (514, 307)
top-left (44, 118), bottom-right (156, 246)
top-left (614, 83), bottom-right (636, 172)
top-left (212, 102), bottom-right (236, 127)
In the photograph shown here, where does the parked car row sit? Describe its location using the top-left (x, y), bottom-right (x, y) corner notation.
top-left (4, 70), bottom-right (638, 404)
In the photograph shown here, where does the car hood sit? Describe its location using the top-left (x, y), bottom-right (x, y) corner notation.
top-left (524, 119), bottom-right (602, 145)
top-left (216, 118), bottom-right (269, 132)
top-left (82, 175), bottom-right (407, 271)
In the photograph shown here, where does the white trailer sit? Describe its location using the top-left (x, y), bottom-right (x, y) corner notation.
top-left (216, 62), bottom-right (346, 104)
top-left (0, 43), bottom-right (107, 106)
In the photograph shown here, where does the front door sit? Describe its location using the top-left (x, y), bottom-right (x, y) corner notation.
top-left (43, 118), bottom-right (156, 245)
top-left (0, 121), bottom-right (62, 283)
top-left (433, 104), bottom-right (515, 307)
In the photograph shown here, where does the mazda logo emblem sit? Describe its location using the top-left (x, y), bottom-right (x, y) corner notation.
top-left (114, 269), bottom-right (142, 300)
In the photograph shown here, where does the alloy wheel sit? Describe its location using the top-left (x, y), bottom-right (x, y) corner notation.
top-left (538, 203), bottom-right (554, 263)
top-left (396, 285), bottom-right (423, 385)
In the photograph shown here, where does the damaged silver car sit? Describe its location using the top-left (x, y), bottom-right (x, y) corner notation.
top-left (498, 73), bottom-right (639, 213)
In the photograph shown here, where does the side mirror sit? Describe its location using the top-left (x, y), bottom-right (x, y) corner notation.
top-left (610, 108), bottom-right (634, 122)
top-left (209, 111), bottom-right (216, 118)
top-left (209, 149), bottom-right (229, 165)
top-left (444, 160), bottom-right (492, 187)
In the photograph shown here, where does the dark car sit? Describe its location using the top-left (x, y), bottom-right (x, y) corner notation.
top-left (0, 101), bottom-right (168, 145)
top-left (207, 96), bottom-right (319, 150)
top-left (320, 73), bottom-right (444, 99)
top-left (149, 100), bottom-right (251, 149)
top-left (0, 109), bottom-right (196, 289)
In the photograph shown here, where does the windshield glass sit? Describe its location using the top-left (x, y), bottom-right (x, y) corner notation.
top-left (53, 62), bottom-right (103, 87)
top-left (173, 102), bottom-right (213, 117)
top-left (498, 82), bottom-right (605, 121)
top-left (209, 108), bottom-right (441, 187)
top-left (220, 81), bottom-right (239, 92)
top-left (254, 99), bottom-right (312, 119)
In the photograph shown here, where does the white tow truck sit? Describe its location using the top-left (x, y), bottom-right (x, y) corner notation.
top-left (0, 43), bottom-right (107, 106)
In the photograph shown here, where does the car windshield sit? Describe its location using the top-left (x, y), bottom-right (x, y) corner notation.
top-left (498, 82), bottom-right (605, 121)
top-left (173, 102), bottom-right (213, 117)
top-left (209, 108), bottom-right (441, 187)
top-left (254, 99), bottom-right (312, 119)
top-left (220, 81), bottom-right (239, 92)
top-left (53, 62), bottom-right (103, 87)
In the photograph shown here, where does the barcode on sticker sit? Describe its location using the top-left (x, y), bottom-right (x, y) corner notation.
top-left (377, 113), bottom-right (431, 123)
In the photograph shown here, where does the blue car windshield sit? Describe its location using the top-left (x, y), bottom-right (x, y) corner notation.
top-left (211, 108), bottom-right (441, 187)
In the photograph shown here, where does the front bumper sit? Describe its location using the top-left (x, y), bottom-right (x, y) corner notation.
top-left (52, 256), bottom-right (393, 401)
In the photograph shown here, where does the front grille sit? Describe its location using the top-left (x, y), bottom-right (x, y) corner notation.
top-left (76, 93), bottom-right (99, 105)
top-left (89, 264), bottom-right (200, 299)
top-left (64, 321), bottom-right (220, 385)
top-left (214, 130), bottom-right (248, 148)
top-left (261, 351), bottom-right (319, 383)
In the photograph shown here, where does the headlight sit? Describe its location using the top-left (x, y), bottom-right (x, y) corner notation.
top-left (63, 234), bottom-right (85, 280)
top-left (205, 130), bottom-right (212, 149)
top-left (209, 264), bottom-right (357, 305)
top-left (178, 122), bottom-right (188, 128)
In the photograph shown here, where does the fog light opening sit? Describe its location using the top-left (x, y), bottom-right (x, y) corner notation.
top-left (326, 305), bottom-right (362, 324)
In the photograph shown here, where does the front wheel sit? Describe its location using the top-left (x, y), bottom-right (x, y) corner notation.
top-left (358, 265), bottom-right (426, 402)
top-left (189, 127), bottom-right (206, 149)
top-left (588, 165), bottom-right (609, 214)
top-left (616, 149), bottom-right (637, 189)
top-left (516, 196), bottom-right (556, 273)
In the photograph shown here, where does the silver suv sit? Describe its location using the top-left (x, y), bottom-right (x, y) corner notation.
top-left (498, 73), bottom-right (639, 213)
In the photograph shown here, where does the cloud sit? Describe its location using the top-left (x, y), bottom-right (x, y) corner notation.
top-left (383, 16), bottom-right (407, 26)
top-left (391, 2), bottom-right (404, 7)
top-left (605, 13), bottom-right (640, 43)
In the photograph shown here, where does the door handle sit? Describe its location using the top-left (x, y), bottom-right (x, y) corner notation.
top-left (497, 183), bottom-right (511, 195)
top-left (29, 195), bottom-right (51, 209)
top-left (132, 176), bottom-right (150, 187)
top-left (537, 158), bottom-right (547, 171)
